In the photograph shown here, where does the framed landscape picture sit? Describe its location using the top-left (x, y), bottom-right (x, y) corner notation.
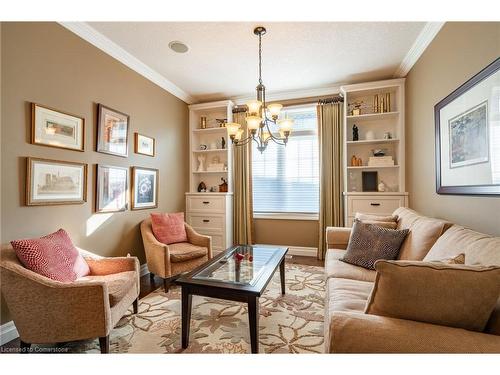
top-left (134, 133), bottom-right (155, 157)
top-left (96, 165), bottom-right (129, 213)
top-left (97, 104), bottom-right (130, 157)
top-left (31, 103), bottom-right (85, 151)
top-left (26, 157), bottom-right (87, 206)
top-left (131, 166), bottom-right (158, 210)
top-left (435, 57), bottom-right (500, 195)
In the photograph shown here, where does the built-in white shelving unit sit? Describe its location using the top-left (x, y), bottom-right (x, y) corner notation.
top-left (341, 78), bottom-right (409, 226)
top-left (186, 100), bottom-right (234, 253)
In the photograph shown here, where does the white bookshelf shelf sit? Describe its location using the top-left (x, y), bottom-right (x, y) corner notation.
top-left (192, 170), bottom-right (228, 174)
top-left (193, 127), bottom-right (227, 133)
top-left (347, 165), bottom-right (400, 170)
top-left (192, 148), bottom-right (227, 153)
top-left (346, 138), bottom-right (400, 146)
top-left (346, 111), bottom-right (399, 121)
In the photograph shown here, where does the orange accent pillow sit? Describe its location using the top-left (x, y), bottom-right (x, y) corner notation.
top-left (151, 212), bottom-right (187, 245)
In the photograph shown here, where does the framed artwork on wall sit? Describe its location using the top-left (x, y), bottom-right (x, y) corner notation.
top-left (96, 165), bottom-right (129, 213)
top-left (26, 157), bottom-right (88, 206)
top-left (134, 133), bottom-right (155, 157)
top-left (435, 57), bottom-right (500, 196)
top-left (97, 104), bottom-right (130, 157)
top-left (131, 166), bottom-right (158, 210)
top-left (31, 103), bottom-right (85, 151)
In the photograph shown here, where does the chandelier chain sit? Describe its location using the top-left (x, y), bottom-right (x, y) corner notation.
top-left (258, 33), bottom-right (262, 84)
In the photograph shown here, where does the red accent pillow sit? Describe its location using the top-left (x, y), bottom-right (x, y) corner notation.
top-left (11, 229), bottom-right (90, 282)
top-left (151, 212), bottom-right (188, 245)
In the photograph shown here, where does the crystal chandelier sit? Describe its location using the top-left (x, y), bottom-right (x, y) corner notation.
top-left (226, 26), bottom-right (294, 153)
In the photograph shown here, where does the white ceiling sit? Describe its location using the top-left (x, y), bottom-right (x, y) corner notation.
top-left (87, 22), bottom-right (427, 103)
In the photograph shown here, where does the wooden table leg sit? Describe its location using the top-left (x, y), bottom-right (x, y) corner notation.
top-left (280, 258), bottom-right (286, 295)
top-left (248, 296), bottom-right (259, 354)
top-left (181, 286), bottom-right (192, 349)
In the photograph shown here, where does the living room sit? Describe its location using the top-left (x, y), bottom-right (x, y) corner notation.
top-left (1, 0), bottom-right (499, 373)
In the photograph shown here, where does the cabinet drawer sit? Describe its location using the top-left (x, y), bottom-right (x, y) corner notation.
top-left (193, 229), bottom-right (224, 250)
top-left (187, 214), bottom-right (224, 231)
top-left (349, 196), bottom-right (405, 216)
top-left (186, 196), bottom-right (225, 212)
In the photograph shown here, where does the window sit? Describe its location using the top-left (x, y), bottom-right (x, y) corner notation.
top-left (252, 105), bottom-right (319, 216)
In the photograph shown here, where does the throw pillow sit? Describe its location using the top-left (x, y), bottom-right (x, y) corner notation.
top-left (11, 229), bottom-right (90, 282)
top-left (354, 213), bottom-right (398, 229)
top-left (437, 253), bottom-right (465, 265)
top-left (341, 219), bottom-right (409, 270)
top-left (365, 260), bottom-right (500, 332)
top-left (151, 212), bottom-right (187, 245)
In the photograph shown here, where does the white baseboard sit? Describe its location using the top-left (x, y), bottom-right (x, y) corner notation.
top-left (140, 263), bottom-right (150, 277)
top-left (0, 320), bottom-right (19, 345)
top-left (255, 244), bottom-right (317, 258)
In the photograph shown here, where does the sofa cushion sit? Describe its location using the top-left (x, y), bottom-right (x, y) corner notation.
top-left (424, 225), bottom-right (490, 262)
top-left (354, 213), bottom-right (398, 229)
top-left (325, 249), bottom-right (376, 282)
top-left (10, 229), bottom-right (90, 282)
top-left (80, 271), bottom-right (136, 307)
top-left (365, 260), bottom-right (500, 332)
top-left (486, 300), bottom-right (500, 336)
top-left (465, 237), bottom-right (500, 267)
top-left (341, 220), bottom-right (409, 270)
top-left (393, 208), bottom-right (452, 261)
top-left (151, 212), bottom-right (188, 245)
top-left (169, 242), bottom-right (207, 263)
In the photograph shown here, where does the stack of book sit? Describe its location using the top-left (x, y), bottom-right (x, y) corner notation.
top-left (368, 156), bottom-right (394, 166)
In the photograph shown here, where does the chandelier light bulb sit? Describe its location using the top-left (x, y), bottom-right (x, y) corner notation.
top-left (226, 122), bottom-right (241, 137)
top-left (246, 100), bottom-right (262, 115)
top-left (278, 118), bottom-right (294, 133)
top-left (267, 103), bottom-right (283, 119)
top-left (235, 129), bottom-right (244, 141)
top-left (246, 116), bottom-right (262, 131)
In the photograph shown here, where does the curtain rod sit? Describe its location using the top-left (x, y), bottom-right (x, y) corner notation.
top-left (233, 95), bottom-right (343, 113)
top-left (318, 96), bottom-right (344, 104)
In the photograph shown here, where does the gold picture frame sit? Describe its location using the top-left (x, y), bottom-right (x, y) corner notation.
top-left (131, 166), bottom-right (159, 210)
top-left (31, 103), bottom-right (85, 152)
top-left (134, 133), bottom-right (155, 157)
top-left (97, 104), bottom-right (130, 158)
top-left (26, 157), bottom-right (88, 206)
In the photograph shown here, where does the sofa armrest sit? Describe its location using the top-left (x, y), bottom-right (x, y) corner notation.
top-left (185, 224), bottom-right (212, 258)
top-left (140, 220), bottom-right (170, 277)
top-left (329, 311), bottom-right (500, 353)
top-left (325, 227), bottom-right (351, 250)
top-left (85, 256), bottom-right (139, 276)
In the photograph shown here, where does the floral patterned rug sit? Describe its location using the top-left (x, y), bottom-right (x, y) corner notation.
top-left (63, 263), bottom-right (324, 354)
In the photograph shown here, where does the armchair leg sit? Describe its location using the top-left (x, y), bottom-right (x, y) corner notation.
top-left (20, 340), bottom-right (31, 353)
top-left (149, 272), bottom-right (155, 281)
top-left (99, 335), bottom-right (110, 354)
top-left (133, 298), bottom-right (139, 314)
top-left (163, 279), bottom-right (170, 293)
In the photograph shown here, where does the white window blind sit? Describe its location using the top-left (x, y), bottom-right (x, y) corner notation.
top-left (252, 106), bottom-right (319, 214)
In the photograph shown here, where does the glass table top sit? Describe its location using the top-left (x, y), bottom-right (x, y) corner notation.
top-left (192, 245), bottom-right (284, 286)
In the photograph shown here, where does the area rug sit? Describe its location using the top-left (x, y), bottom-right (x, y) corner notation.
top-left (63, 263), bottom-right (325, 354)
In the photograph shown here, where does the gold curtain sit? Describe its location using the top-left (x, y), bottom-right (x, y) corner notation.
top-left (317, 100), bottom-right (344, 260)
top-left (232, 111), bottom-right (254, 245)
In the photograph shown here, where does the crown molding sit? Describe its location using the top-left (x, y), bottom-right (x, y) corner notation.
top-left (231, 84), bottom-right (342, 105)
top-left (394, 22), bottom-right (445, 78)
top-left (59, 22), bottom-right (195, 104)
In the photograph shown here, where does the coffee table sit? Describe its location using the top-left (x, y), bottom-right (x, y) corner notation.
top-left (176, 245), bottom-right (288, 354)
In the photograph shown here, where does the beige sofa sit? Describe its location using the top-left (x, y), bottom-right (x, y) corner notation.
top-left (324, 207), bottom-right (500, 353)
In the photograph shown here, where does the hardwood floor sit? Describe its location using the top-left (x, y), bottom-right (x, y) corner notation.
top-left (0, 254), bottom-right (323, 351)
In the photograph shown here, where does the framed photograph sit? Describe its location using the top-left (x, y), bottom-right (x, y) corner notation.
top-left (31, 103), bottom-right (85, 151)
top-left (435, 57), bottom-right (500, 195)
top-left (97, 104), bottom-right (130, 157)
top-left (134, 133), bottom-right (155, 157)
top-left (131, 167), bottom-right (158, 210)
top-left (96, 165), bottom-right (129, 213)
top-left (26, 157), bottom-right (87, 206)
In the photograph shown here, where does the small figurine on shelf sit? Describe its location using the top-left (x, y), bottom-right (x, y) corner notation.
top-left (352, 124), bottom-right (359, 141)
top-left (197, 181), bottom-right (207, 193)
top-left (219, 177), bottom-right (228, 193)
top-left (378, 180), bottom-right (387, 192)
top-left (197, 155), bottom-right (206, 172)
top-left (357, 158), bottom-right (363, 166)
top-left (216, 118), bottom-right (227, 128)
top-left (351, 155), bottom-right (358, 167)
top-left (200, 116), bottom-right (207, 129)
top-left (350, 101), bottom-right (363, 116)
top-left (221, 136), bottom-right (226, 149)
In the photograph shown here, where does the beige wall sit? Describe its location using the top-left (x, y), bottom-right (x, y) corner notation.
top-left (253, 219), bottom-right (319, 248)
top-left (406, 22), bottom-right (500, 236)
top-left (1, 22), bottom-right (189, 324)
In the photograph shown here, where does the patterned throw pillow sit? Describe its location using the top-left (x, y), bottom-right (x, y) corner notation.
top-left (342, 219), bottom-right (409, 270)
top-left (151, 212), bottom-right (188, 245)
top-left (11, 229), bottom-right (90, 282)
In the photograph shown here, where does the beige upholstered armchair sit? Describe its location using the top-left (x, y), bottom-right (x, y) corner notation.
top-left (0, 245), bottom-right (140, 353)
top-left (140, 217), bottom-right (212, 292)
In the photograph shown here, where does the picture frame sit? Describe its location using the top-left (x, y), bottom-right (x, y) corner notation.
top-left (97, 104), bottom-right (130, 157)
top-left (26, 157), bottom-right (88, 206)
top-left (435, 57), bottom-right (500, 196)
top-left (134, 133), bottom-right (155, 157)
top-left (31, 103), bottom-right (85, 151)
top-left (131, 166), bottom-right (158, 210)
top-left (96, 165), bottom-right (129, 213)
